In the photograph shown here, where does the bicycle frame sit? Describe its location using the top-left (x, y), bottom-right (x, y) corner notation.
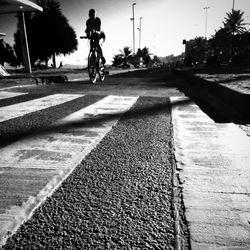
top-left (80, 35), bottom-right (105, 84)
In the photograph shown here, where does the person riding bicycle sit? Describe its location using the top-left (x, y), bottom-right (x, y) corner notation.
top-left (85, 9), bottom-right (106, 65)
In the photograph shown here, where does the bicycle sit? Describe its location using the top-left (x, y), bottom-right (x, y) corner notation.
top-left (80, 34), bottom-right (105, 84)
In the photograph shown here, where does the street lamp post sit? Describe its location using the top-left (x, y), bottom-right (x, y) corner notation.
top-left (137, 17), bottom-right (142, 49)
top-left (203, 6), bottom-right (210, 39)
top-left (130, 3), bottom-right (136, 54)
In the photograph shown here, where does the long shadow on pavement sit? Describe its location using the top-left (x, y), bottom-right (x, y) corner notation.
top-left (174, 69), bottom-right (250, 124)
top-left (0, 97), bottom-right (192, 149)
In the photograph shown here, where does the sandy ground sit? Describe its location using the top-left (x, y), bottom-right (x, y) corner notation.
top-left (195, 71), bottom-right (250, 94)
top-left (194, 67), bottom-right (250, 136)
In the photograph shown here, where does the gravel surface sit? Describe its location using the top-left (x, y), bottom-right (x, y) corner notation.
top-left (3, 96), bottom-right (175, 249)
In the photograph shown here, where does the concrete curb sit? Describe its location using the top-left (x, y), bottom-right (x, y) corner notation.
top-left (171, 120), bottom-right (190, 250)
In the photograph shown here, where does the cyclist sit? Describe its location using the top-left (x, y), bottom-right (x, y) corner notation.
top-left (85, 9), bottom-right (106, 64)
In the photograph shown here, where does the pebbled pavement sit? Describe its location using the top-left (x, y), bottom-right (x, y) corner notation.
top-left (3, 97), bottom-right (176, 249)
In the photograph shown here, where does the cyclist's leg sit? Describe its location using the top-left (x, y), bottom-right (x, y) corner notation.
top-left (90, 38), bottom-right (95, 52)
top-left (96, 40), bottom-right (105, 65)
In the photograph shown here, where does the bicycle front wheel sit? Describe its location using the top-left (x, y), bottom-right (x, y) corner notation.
top-left (88, 52), bottom-right (97, 84)
top-left (98, 60), bottom-right (105, 82)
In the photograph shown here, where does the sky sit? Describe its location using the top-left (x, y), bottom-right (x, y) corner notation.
top-left (0, 0), bottom-right (250, 65)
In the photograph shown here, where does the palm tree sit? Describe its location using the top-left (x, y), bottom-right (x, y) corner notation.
top-left (137, 47), bottom-right (151, 67)
top-left (223, 9), bottom-right (247, 35)
top-left (112, 54), bottom-right (123, 67)
top-left (119, 47), bottom-right (132, 66)
top-left (223, 9), bottom-right (248, 62)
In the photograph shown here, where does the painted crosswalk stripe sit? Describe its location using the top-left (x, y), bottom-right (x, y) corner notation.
top-left (0, 95), bottom-right (138, 246)
top-left (0, 91), bottom-right (27, 100)
top-left (0, 94), bottom-right (83, 122)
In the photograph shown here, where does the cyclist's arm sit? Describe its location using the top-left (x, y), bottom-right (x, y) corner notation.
top-left (85, 19), bottom-right (92, 36)
top-left (95, 18), bottom-right (101, 32)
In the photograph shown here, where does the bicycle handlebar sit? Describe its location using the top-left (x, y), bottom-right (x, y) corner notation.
top-left (80, 32), bottom-right (104, 40)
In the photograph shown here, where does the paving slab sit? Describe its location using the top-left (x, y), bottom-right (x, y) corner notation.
top-left (171, 96), bottom-right (250, 249)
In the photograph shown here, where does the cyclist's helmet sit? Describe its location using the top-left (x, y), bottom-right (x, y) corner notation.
top-left (89, 9), bottom-right (95, 17)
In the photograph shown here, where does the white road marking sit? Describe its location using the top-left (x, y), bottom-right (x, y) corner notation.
top-left (0, 94), bottom-right (83, 122)
top-left (0, 91), bottom-right (27, 100)
top-left (171, 96), bottom-right (250, 249)
top-left (0, 85), bottom-right (35, 91)
top-left (0, 95), bottom-right (138, 246)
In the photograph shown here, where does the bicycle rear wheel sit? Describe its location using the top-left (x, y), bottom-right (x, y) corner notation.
top-left (88, 52), bottom-right (97, 84)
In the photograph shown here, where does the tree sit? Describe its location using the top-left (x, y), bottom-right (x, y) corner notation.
top-left (112, 54), bottom-right (123, 67)
top-left (112, 46), bottom-right (154, 68)
top-left (222, 9), bottom-right (249, 63)
top-left (119, 46), bottom-right (133, 66)
top-left (223, 9), bottom-right (247, 35)
top-left (14, 0), bottom-right (78, 68)
top-left (210, 28), bottom-right (232, 63)
top-left (193, 37), bottom-right (207, 64)
top-left (0, 39), bottom-right (17, 66)
top-left (184, 37), bottom-right (207, 66)
top-left (112, 47), bottom-right (133, 67)
top-left (233, 32), bottom-right (250, 51)
top-left (137, 47), bottom-right (151, 67)
top-left (152, 55), bottom-right (161, 66)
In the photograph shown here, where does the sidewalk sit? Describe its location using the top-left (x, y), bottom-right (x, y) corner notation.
top-left (172, 68), bottom-right (250, 249)
top-left (171, 96), bottom-right (250, 249)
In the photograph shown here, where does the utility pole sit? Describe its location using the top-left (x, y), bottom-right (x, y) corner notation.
top-left (137, 17), bottom-right (142, 49)
top-left (232, 0), bottom-right (235, 10)
top-left (130, 3), bottom-right (136, 54)
top-left (203, 6), bottom-right (210, 39)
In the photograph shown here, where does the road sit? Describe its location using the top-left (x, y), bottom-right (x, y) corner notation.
top-left (0, 68), bottom-right (250, 249)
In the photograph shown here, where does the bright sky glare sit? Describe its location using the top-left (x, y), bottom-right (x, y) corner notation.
top-left (0, 0), bottom-right (250, 65)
